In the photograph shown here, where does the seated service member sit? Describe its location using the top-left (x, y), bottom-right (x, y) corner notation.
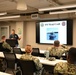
top-left (20, 45), bottom-right (42, 75)
top-left (54, 47), bottom-right (76, 75)
top-left (0, 36), bottom-right (12, 52)
top-left (47, 40), bottom-right (68, 57)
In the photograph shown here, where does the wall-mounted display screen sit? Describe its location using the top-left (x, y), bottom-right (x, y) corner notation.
top-left (36, 19), bottom-right (73, 45)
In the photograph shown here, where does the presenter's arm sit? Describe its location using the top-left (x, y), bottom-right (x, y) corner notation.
top-left (18, 36), bottom-right (21, 40)
top-left (17, 35), bottom-right (21, 40)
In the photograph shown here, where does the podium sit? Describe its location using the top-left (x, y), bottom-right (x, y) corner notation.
top-left (6, 39), bottom-right (17, 47)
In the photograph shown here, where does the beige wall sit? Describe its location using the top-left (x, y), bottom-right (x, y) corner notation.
top-left (16, 22), bottom-right (24, 47)
top-left (73, 19), bottom-right (76, 47)
top-left (0, 19), bottom-right (76, 49)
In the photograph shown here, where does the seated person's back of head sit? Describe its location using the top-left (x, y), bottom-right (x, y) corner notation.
top-left (54, 47), bottom-right (76, 75)
top-left (54, 40), bottom-right (60, 47)
top-left (20, 45), bottom-right (42, 71)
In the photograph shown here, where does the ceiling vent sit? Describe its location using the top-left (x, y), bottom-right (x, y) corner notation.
top-left (31, 14), bottom-right (39, 19)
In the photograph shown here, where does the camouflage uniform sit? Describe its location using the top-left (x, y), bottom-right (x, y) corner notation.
top-left (20, 53), bottom-right (42, 75)
top-left (48, 45), bottom-right (68, 57)
top-left (2, 42), bottom-right (12, 52)
top-left (54, 62), bottom-right (76, 75)
top-left (0, 41), bottom-right (12, 71)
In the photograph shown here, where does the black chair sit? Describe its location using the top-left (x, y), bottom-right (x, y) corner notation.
top-left (3, 52), bottom-right (18, 75)
top-left (18, 60), bottom-right (37, 75)
top-left (13, 48), bottom-right (22, 54)
top-left (32, 48), bottom-right (40, 56)
top-left (0, 43), bottom-right (4, 50)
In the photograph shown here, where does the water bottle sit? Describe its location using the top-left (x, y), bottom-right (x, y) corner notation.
top-left (44, 50), bottom-right (49, 59)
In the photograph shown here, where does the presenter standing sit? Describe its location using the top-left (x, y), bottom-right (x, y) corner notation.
top-left (9, 29), bottom-right (21, 47)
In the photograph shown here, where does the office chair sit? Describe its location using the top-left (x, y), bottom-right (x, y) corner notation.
top-left (32, 48), bottom-right (40, 56)
top-left (18, 60), bottom-right (37, 75)
top-left (13, 48), bottom-right (22, 54)
top-left (0, 43), bottom-right (4, 50)
top-left (3, 52), bottom-right (18, 75)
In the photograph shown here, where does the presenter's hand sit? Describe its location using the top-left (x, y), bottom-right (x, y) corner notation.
top-left (19, 36), bottom-right (21, 40)
top-left (61, 44), bottom-right (68, 49)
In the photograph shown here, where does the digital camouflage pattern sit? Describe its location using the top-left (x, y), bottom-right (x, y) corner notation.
top-left (54, 62), bottom-right (76, 75)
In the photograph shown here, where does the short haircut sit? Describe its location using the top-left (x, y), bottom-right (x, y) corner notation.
top-left (68, 47), bottom-right (76, 63)
top-left (1, 35), bottom-right (6, 40)
top-left (25, 45), bottom-right (32, 53)
top-left (54, 40), bottom-right (60, 47)
top-left (12, 29), bottom-right (15, 32)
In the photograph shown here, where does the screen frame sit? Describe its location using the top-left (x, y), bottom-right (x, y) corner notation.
top-left (36, 19), bottom-right (73, 45)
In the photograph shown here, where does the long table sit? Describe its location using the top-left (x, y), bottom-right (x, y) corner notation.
top-left (16, 54), bottom-right (67, 66)
top-left (16, 53), bottom-right (67, 73)
top-left (0, 72), bottom-right (12, 75)
top-left (0, 52), bottom-right (67, 66)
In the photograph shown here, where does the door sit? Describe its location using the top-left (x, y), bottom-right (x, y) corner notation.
top-left (0, 26), bottom-right (9, 40)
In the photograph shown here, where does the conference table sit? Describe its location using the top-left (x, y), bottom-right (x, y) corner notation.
top-left (0, 52), bottom-right (66, 66)
top-left (16, 53), bottom-right (67, 66)
top-left (0, 71), bottom-right (12, 75)
top-left (16, 53), bottom-right (67, 73)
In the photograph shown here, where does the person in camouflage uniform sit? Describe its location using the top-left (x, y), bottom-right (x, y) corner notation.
top-left (47, 40), bottom-right (68, 57)
top-left (20, 45), bottom-right (42, 75)
top-left (0, 36), bottom-right (12, 71)
top-left (0, 35), bottom-right (12, 52)
top-left (54, 47), bottom-right (76, 75)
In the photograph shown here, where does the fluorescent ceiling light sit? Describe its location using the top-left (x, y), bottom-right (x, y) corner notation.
top-left (17, 0), bottom-right (27, 10)
top-left (49, 10), bottom-right (76, 15)
top-left (0, 15), bottom-right (20, 19)
top-left (0, 12), bottom-right (7, 16)
top-left (39, 4), bottom-right (76, 11)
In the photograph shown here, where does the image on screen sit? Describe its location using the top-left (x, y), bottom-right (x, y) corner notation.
top-left (47, 28), bottom-right (58, 40)
top-left (40, 20), bottom-right (67, 44)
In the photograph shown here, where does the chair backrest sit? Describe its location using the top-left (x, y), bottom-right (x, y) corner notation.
top-left (32, 48), bottom-right (40, 56)
top-left (19, 59), bottom-right (37, 75)
top-left (0, 42), bottom-right (4, 51)
top-left (3, 52), bottom-right (16, 69)
top-left (13, 48), bottom-right (22, 54)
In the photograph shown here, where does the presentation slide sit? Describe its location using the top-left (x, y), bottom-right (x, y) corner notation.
top-left (40, 20), bottom-right (67, 44)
